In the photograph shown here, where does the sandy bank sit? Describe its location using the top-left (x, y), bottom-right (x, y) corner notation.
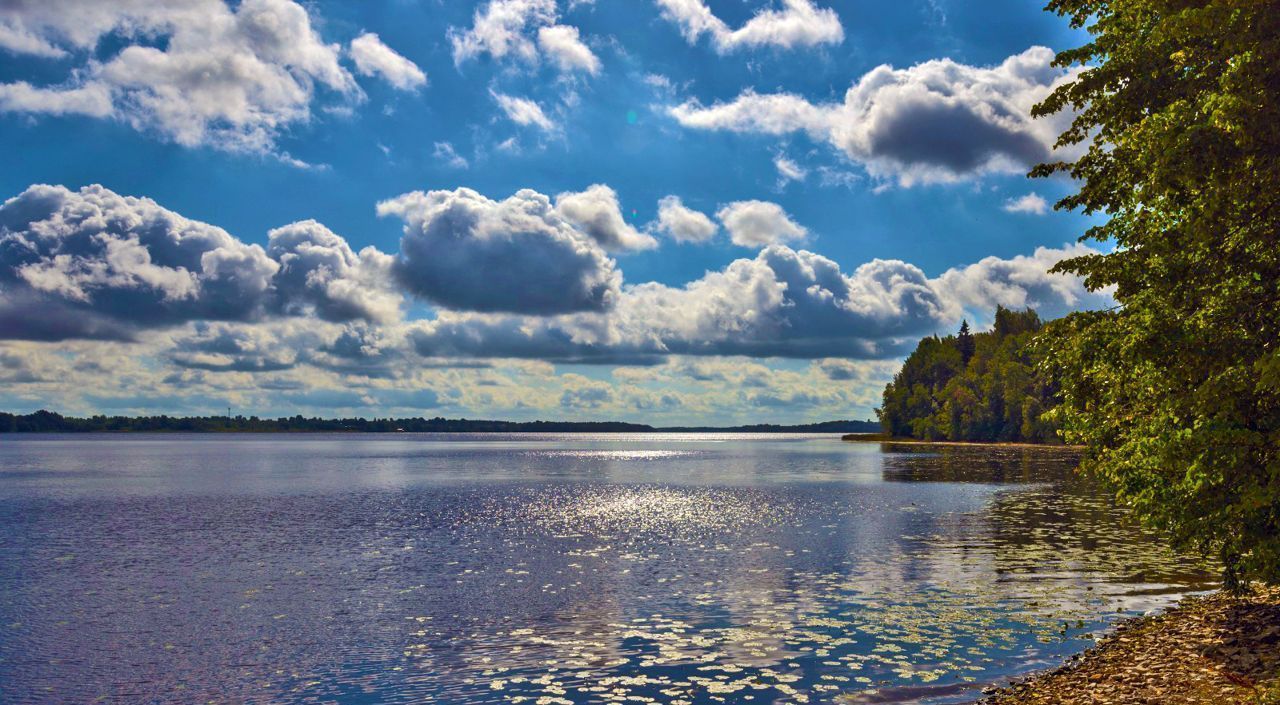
top-left (977, 585), bottom-right (1280, 704)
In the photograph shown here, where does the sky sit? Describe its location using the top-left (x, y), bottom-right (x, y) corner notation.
top-left (0, 0), bottom-right (1113, 425)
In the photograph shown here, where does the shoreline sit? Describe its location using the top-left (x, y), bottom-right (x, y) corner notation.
top-left (841, 433), bottom-right (1084, 450)
top-left (977, 585), bottom-right (1280, 704)
top-left (2, 428), bottom-right (869, 435)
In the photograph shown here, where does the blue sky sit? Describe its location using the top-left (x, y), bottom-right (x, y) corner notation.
top-left (0, 0), bottom-right (1110, 424)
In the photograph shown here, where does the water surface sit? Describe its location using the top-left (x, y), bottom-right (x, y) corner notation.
top-left (0, 433), bottom-right (1215, 704)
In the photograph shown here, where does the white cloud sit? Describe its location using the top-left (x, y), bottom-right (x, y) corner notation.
top-left (349, 32), bottom-right (426, 91)
top-left (1002, 192), bottom-right (1049, 215)
top-left (774, 154), bottom-right (808, 185)
top-left (450, 0), bottom-right (599, 74)
top-left (616, 246), bottom-right (935, 357)
top-left (0, 23), bottom-right (66, 58)
top-left (559, 373), bottom-right (614, 409)
top-left (433, 141), bottom-right (470, 169)
top-left (405, 245), bottom-right (950, 362)
top-left (654, 0), bottom-right (843, 53)
top-left (0, 184), bottom-right (278, 341)
top-left (670, 91), bottom-right (829, 134)
top-left (404, 241), bottom-right (1109, 363)
top-left (670, 46), bottom-right (1078, 186)
top-left (716, 200), bottom-right (807, 247)
top-left (377, 187), bottom-right (621, 315)
top-left (653, 196), bottom-right (718, 243)
top-left (0, 182), bottom-right (1112, 421)
top-left (0, 183), bottom-right (421, 342)
top-left (266, 220), bottom-right (401, 324)
top-left (934, 243), bottom-right (1109, 321)
top-left (450, 0), bottom-right (557, 65)
top-left (0, 185), bottom-right (1114, 421)
top-left (536, 25), bottom-right (601, 75)
top-left (554, 184), bottom-right (657, 252)
top-left (492, 91), bottom-right (556, 131)
top-left (0, 327), bottom-right (898, 422)
top-left (0, 0), bottom-right (362, 155)
top-left (0, 81), bottom-right (114, 117)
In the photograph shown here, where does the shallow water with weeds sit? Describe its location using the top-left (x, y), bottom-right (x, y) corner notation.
top-left (0, 434), bottom-right (1216, 703)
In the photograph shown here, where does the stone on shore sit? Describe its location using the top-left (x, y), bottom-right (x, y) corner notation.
top-left (980, 585), bottom-right (1280, 704)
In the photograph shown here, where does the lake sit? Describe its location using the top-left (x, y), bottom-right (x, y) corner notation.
top-left (0, 433), bottom-right (1216, 704)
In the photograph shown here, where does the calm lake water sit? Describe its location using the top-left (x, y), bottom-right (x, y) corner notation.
top-left (0, 433), bottom-right (1216, 704)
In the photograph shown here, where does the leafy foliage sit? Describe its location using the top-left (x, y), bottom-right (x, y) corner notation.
top-left (879, 308), bottom-right (1062, 443)
top-left (1033, 0), bottom-right (1280, 588)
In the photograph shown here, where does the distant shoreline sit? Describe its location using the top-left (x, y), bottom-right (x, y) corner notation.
top-left (1, 410), bottom-right (880, 435)
top-left (5, 428), bottom-right (870, 435)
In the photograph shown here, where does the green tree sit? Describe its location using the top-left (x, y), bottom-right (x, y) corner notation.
top-left (878, 307), bottom-right (1060, 443)
top-left (1033, 0), bottom-right (1280, 588)
top-left (957, 320), bottom-right (976, 364)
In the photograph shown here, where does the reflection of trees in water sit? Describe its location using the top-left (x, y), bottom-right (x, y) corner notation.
top-left (982, 481), bottom-right (1218, 591)
top-left (880, 446), bottom-right (1218, 592)
top-left (878, 444), bottom-right (1083, 484)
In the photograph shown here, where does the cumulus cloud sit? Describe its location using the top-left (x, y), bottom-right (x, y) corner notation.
top-left (554, 185), bottom-right (657, 252)
top-left (818, 359), bottom-right (865, 381)
top-left (492, 91), bottom-right (556, 131)
top-left (405, 244), bottom-right (932, 361)
top-left (0, 182), bottom-right (1112, 426)
top-left (407, 313), bottom-right (662, 365)
top-left (653, 196), bottom-right (718, 243)
top-left (559, 374), bottom-right (614, 409)
top-left (0, 184), bottom-right (280, 341)
top-left (655, 0), bottom-right (843, 53)
top-left (616, 246), bottom-right (950, 357)
top-left (0, 192), bottom-right (1111, 421)
top-left (0, 184), bottom-right (416, 342)
top-left (1002, 192), bottom-right (1049, 215)
top-left (349, 32), bottom-right (426, 91)
top-left (670, 46), bottom-right (1078, 186)
top-left (405, 248), bottom-right (933, 361)
top-left (403, 242), bottom-right (1108, 363)
top-left (378, 187), bottom-right (621, 315)
top-left (934, 243), bottom-right (1112, 321)
top-left (171, 320), bottom-right (307, 373)
top-left (168, 318), bottom-right (409, 376)
top-left (715, 200), bottom-right (807, 247)
top-left (450, 0), bottom-right (600, 74)
top-left (0, 0), bottom-right (363, 155)
top-left (266, 220), bottom-right (401, 324)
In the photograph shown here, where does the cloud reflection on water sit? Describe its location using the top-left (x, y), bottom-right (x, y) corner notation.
top-left (0, 436), bottom-right (1215, 704)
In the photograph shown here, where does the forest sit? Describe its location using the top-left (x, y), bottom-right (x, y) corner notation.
top-left (877, 307), bottom-right (1060, 443)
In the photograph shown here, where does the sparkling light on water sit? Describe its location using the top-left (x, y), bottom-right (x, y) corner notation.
top-left (0, 435), bottom-right (1216, 704)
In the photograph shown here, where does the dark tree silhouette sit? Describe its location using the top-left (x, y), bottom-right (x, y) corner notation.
top-left (957, 320), bottom-right (976, 365)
